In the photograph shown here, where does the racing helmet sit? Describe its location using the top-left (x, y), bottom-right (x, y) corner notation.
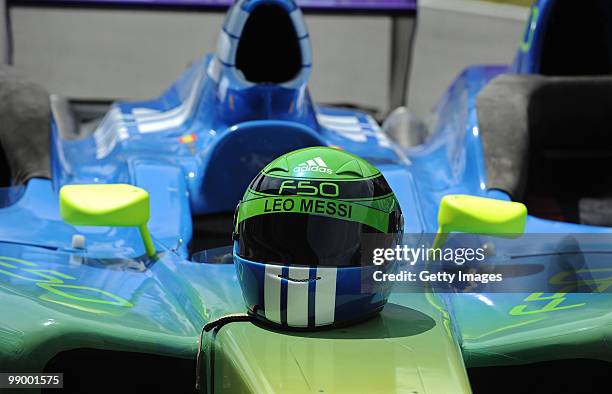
top-left (233, 147), bottom-right (404, 329)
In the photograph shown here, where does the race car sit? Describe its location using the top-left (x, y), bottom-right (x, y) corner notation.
top-left (0, 0), bottom-right (610, 392)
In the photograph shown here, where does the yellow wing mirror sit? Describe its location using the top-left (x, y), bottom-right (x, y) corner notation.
top-left (432, 194), bottom-right (527, 249)
top-left (59, 184), bottom-right (156, 257)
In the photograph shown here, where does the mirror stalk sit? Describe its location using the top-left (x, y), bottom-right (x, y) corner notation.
top-left (138, 224), bottom-right (156, 257)
top-left (431, 230), bottom-right (448, 251)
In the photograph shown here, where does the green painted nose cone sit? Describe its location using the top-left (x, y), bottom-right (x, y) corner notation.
top-left (263, 146), bottom-right (381, 180)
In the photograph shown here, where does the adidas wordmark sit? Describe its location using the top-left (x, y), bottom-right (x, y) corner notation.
top-left (293, 157), bottom-right (333, 174)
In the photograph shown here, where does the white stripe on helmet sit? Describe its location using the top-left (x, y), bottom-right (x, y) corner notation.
top-left (286, 266), bottom-right (310, 327)
top-left (264, 265), bottom-right (283, 324)
top-left (315, 267), bottom-right (337, 326)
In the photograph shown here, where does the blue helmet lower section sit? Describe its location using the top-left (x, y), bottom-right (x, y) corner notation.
top-left (233, 242), bottom-right (397, 329)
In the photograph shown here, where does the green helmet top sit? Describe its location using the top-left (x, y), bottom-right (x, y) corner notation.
top-left (262, 146), bottom-right (382, 180)
top-left (235, 146), bottom-right (402, 235)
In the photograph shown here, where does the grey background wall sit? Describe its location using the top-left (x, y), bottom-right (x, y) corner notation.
top-left (5, 0), bottom-right (529, 118)
top-left (10, 7), bottom-right (392, 111)
top-left (408, 0), bottom-right (528, 117)
top-left (1, 0), bottom-right (7, 63)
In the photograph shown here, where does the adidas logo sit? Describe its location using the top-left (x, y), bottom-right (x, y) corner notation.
top-left (293, 157), bottom-right (333, 174)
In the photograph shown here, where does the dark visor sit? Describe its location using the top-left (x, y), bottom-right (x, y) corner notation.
top-left (237, 212), bottom-right (398, 266)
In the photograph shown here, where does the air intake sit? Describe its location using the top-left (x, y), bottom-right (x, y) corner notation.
top-left (235, 4), bottom-right (303, 83)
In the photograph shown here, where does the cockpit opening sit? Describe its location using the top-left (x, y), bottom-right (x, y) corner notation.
top-left (539, 0), bottom-right (612, 75)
